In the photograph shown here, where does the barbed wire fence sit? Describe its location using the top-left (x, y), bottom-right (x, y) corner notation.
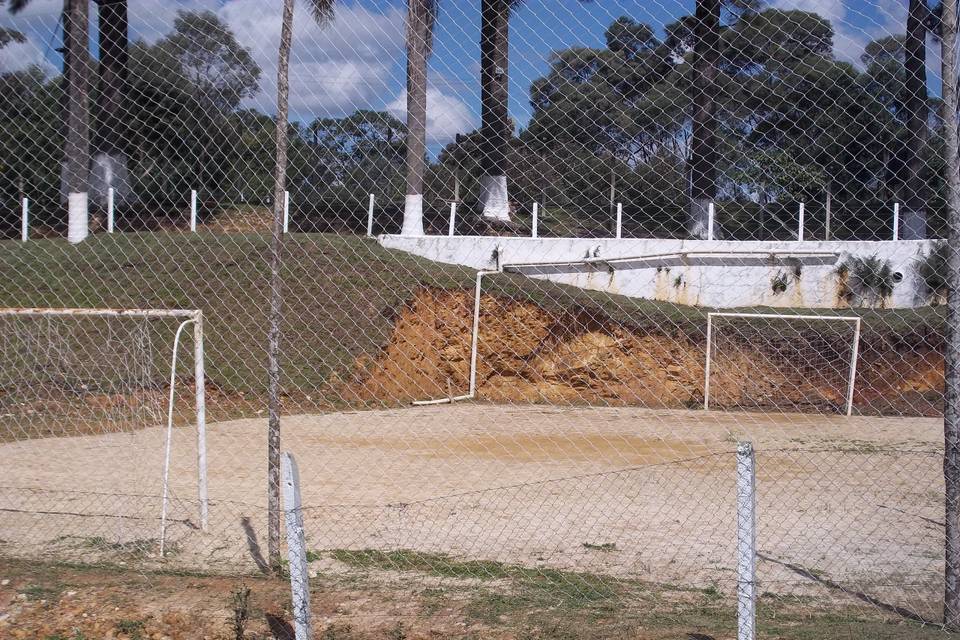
top-left (0, 0), bottom-right (959, 637)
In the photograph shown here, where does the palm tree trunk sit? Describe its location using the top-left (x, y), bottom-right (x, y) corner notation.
top-left (64, 0), bottom-right (90, 243)
top-left (688, 0), bottom-right (719, 239)
top-left (267, 0), bottom-right (295, 572)
top-left (479, 0), bottom-right (511, 222)
top-left (901, 0), bottom-right (928, 240)
top-left (92, 0), bottom-right (132, 211)
top-left (941, 0), bottom-right (960, 625)
top-left (402, 0), bottom-right (429, 236)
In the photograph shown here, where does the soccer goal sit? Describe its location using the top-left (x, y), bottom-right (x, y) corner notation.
top-left (0, 308), bottom-right (208, 547)
top-left (704, 312), bottom-right (861, 416)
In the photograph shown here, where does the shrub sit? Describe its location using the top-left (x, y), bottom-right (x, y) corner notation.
top-left (919, 241), bottom-right (948, 300)
top-left (838, 255), bottom-right (895, 307)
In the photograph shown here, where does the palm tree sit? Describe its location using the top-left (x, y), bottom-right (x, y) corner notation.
top-left (688, 0), bottom-right (720, 239)
top-left (938, 0), bottom-right (960, 626)
top-left (401, 0), bottom-right (435, 236)
top-left (7, 0), bottom-right (91, 241)
top-left (901, 0), bottom-right (929, 239)
top-left (266, 0), bottom-right (335, 571)
top-left (60, 0), bottom-right (92, 242)
top-left (10, 0), bottom-right (126, 238)
top-left (478, 0), bottom-right (513, 223)
top-left (477, 0), bottom-right (590, 227)
top-left (92, 0), bottom-right (133, 211)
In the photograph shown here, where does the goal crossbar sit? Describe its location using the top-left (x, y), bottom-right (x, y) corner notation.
top-left (704, 312), bottom-right (862, 416)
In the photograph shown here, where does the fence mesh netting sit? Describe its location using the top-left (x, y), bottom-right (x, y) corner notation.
top-left (0, 0), bottom-right (957, 637)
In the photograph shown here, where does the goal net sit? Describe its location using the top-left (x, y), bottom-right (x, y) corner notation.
top-left (0, 308), bottom-right (207, 555)
top-left (704, 312), bottom-right (861, 416)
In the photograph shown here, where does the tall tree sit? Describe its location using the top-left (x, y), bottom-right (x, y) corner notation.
top-left (478, 0), bottom-right (592, 226)
top-left (267, 0), bottom-right (335, 571)
top-left (901, 0), bottom-right (929, 239)
top-left (937, 0), bottom-right (960, 624)
top-left (478, 0), bottom-right (512, 223)
top-left (63, 0), bottom-right (91, 243)
top-left (401, 0), bottom-right (435, 235)
top-left (688, 0), bottom-right (720, 239)
top-left (91, 0), bottom-right (132, 210)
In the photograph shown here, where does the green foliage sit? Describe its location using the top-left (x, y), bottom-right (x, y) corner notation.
top-left (919, 241), bottom-right (948, 299)
top-left (0, 6), bottom-right (950, 239)
top-left (771, 271), bottom-right (790, 294)
top-left (840, 255), bottom-right (896, 307)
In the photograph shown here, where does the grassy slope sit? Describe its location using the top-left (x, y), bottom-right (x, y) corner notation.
top-left (0, 233), bottom-right (473, 402)
top-left (0, 232), bottom-right (943, 412)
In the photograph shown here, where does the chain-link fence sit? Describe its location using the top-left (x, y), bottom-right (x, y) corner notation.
top-left (0, 0), bottom-right (959, 637)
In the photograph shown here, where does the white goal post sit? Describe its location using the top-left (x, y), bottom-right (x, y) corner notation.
top-left (0, 307), bottom-right (208, 541)
top-left (704, 312), bottom-right (862, 416)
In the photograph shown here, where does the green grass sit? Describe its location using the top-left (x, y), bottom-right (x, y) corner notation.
top-left (2, 553), bottom-right (949, 640)
top-left (324, 548), bottom-right (946, 640)
top-left (0, 233), bottom-right (473, 409)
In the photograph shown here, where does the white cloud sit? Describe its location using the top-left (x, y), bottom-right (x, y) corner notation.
top-left (0, 32), bottom-right (53, 74)
top-left (218, 0), bottom-right (405, 119)
top-left (770, 0), bottom-right (906, 67)
top-left (388, 87), bottom-right (477, 145)
top-left (0, 0), bottom-right (406, 118)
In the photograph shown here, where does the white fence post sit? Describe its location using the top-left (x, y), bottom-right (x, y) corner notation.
top-left (20, 197), bottom-right (28, 242)
top-left (532, 202), bottom-right (539, 238)
top-left (107, 187), bottom-right (115, 234)
top-left (798, 202), bottom-right (805, 241)
top-left (283, 191), bottom-right (290, 234)
top-left (282, 452), bottom-right (312, 640)
top-left (893, 202), bottom-right (900, 241)
top-left (448, 201), bottom-right (457, 237)
top-left (190, 190), bottom-right (198, 232)
top-left (737, 441), bottom-right (757, 640)
top-left (615, 202), bottom-right (623, 239)
top-left (366, 193), bottom-right (375, 237)
top-left (708, 202), bottom-right (715, 241)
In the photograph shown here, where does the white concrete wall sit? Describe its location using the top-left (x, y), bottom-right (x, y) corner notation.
top-left (380, 235), bottom-right (938, 309)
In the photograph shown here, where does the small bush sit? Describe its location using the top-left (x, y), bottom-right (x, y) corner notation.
top-left (838, 255), bottom-right (895, 307)
top-left (771, 271), bottom-right (790, 294)
top-left (919, 241), bottom-right (948, 300)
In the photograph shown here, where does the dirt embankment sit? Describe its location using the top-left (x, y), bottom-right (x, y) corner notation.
top-left (349, 289), bottom-right (945, 416)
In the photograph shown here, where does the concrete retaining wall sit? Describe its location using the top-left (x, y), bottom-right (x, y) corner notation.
top-left (379, 235), bottom-right (938, 309)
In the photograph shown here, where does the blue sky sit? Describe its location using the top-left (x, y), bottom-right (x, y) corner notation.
top-left (0, 0), bottom-right (926, 152)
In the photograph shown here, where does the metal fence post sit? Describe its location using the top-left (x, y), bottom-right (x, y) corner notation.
top-left (449, 201), bottom-right (456, 237)
top-left (939, 0), bottom-right (960, 626)
top-left (615, 202), bottom-right (623, 239)
top-left (20, 197), bottom-right (28, 242)
top-left (107, 187), bottom-right (115, 233)
top-left (283, 191), bottom-right (290, 234)
top-left (798, 202), bottom-right (804, 241)
top-left (708, 202), bottom-right (715, 241)
top-left (367, 193), bottom-right (375, 237)
top-left (893, 202), bottom-right (900, 241)
top-left (190, 189), bottom-right (198, 232)
top-left (737, 441), bottom-right (757, 640)
top-left (282, 452), bottom-right (312, 640)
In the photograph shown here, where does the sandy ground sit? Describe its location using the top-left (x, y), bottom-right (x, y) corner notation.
top-left (0, 404), bottom-right (946, 618)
